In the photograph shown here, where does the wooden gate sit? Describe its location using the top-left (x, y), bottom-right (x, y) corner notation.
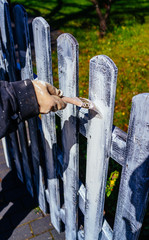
top-left (0, 1), bottom-right (148, 239)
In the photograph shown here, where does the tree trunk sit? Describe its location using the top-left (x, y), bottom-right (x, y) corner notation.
top-left (99, 18), bottom-right (107, 37)
top-left (90, 0), bottom-right (112, 37)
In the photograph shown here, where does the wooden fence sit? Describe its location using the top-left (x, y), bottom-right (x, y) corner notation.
top-left (0, 1), bottom-right (148, 240)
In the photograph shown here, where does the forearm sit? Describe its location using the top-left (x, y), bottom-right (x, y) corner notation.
top-left (0, 80), bottom-right (39, 139)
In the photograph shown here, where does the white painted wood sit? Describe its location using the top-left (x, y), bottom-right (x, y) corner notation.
top-left (78, 183), bottom-right (113, 240)
top-left (0, 38), bottom-right (6, 80)
top-left (13, 5), bottom-right (46, 209)
top-left (58, 109), bottom-right (127, 167)
top-left (113, 93), bottom-right (149, 240)
top-left (100, 218), bottom-right (113, 240)
top-left (0, 0), bottom-right (17, 82)
top-left (57, 182), bottom-right (114, 240)
top-left (110, 126), bottom-right (126, 166)
top-left (0, 37), bottom-right (11, 167)
top-left (9, 131), bottom-right (24, 182)
top-left (1, 138), bottom-right (11, 168)
top-left (78, 183), bottom-right (86, 215)
top-left (32, 17), bottom-right (61, 231)
top-left (84, 55), bottom-right (118, 240)
top-left (0, 0), bottom-right (26, 182)
top-left (57, 33), bottom-right (79, 240)
top-left (78, 230), bottom-right (84, 240)
top-left (13, 5), bottom-right (33, 80)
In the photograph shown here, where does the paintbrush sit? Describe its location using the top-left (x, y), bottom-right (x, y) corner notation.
top-left (57, 89), bottom-right (100, 113)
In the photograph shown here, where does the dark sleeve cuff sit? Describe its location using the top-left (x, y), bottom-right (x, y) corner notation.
top-left (12, 79), bottom-right (39, 120)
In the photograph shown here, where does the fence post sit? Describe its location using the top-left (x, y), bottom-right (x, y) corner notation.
top-left (113, 93), bottom-right (149, 240)
top-left (57, 33), bottom-right (79, 240)
top-left (84, 55), bottom-right (118, 240)
top-left (32, 17), bottom-right (61, 231)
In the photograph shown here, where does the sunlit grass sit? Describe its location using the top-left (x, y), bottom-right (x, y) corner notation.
top-left (11, 0), bottom-right (149, 131)
top-left (52, 21), bottom-right (149, 131)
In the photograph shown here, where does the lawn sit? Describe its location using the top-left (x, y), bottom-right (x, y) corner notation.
top-left (10, 0), bottom-right (149, 238)
top-left (11, 0), bottom-right (149, 131)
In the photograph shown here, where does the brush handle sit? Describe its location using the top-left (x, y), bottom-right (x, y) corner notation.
top-left (61, 96), bottom-right (83, 107)
top-left (57, 90), bottom-right (92, 109)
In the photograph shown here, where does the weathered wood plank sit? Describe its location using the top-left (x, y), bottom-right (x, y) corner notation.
top-left (57, 108), bottom-right (127, 166)
top-left (110, 126), bottom-right (127, 166)
top-left (9, 131), bottom-right (24, 182)
top-left (0, 48), bottom-right (22, 171)
top-left (1, 138), bottom-right (11, 168)
top-left (13, 5), bottom-right (33, 80)
top-left (0, 37), bottom-right (12, 167)
top-left (0, 0), bottom-right (17, 82)
top-left (0, 1), bottom-right (26, 180)
top-left (78, 184), bottom-right (113, 240)
top-left (78, 183), bottom-right (86, 215)
top-left (57, 33), bottom-right (79, 240)
top-left (100, 218), bottom-right (113, 240)
top-left (78, 108), bottom-right (126, 166)
top-left (113, 93), bottom-right (149, 240)
top-left (33, 17), bottom-right (60, 228)
top-left (13, 4), bottom-right (45, 207)
top-left (0, 37), bottom-right (6, 80)
top-left (58, 181), bottom-right (114, 240)
top-left (84, 55), bottom-right (118, 240)
top-left (16, 122), bottom-right (34, 196)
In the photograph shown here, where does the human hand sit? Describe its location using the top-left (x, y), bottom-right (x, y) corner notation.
top-left (32, 80), bottom-right (66, 114)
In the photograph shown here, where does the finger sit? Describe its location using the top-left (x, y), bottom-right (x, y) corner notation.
top-left (52, 96), bottom-right (67, 111)
top-left (51, 105), bottom-right (58, 112)
top-left (57, 89), bottom-right (63, 97)
top-left (47, 83), bottom-right (60, 96)
top-left (58, 99), bottom-right (67, 110)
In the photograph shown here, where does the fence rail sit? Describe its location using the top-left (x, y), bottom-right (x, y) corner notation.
top-left (0, 1), bottom-right (148, 240)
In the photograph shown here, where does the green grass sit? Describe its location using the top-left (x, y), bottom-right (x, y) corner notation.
top-left (11, 0), bottom-right (149, 131)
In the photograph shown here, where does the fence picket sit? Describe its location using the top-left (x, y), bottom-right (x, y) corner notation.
top-left (0, 36), bottom-right (12, 167)
top-left (0, 38), bottom-right (5, 80)
top-left (84, 55), bottom-right (118, 240)
top-left (57, 33), bottom-right (79, 240)
top-left (0, 0), bottom-right (17, 82)
top-left (13, 5), bottom-right (33, 79)
top-left (113, 93), bottom-right (149, 240)
top-left (32, 17), bottom-right (61, 230)
top-left (13, 5), bottom-right (46, 209)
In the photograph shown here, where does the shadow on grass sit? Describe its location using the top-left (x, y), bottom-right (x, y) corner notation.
top-left (109, 0), bottom-right (149, 27)
top-left (10, 0), bottom-right (149, 32)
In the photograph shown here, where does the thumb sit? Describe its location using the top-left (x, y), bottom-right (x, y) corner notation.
top-left (47, 83), bottom-right (61, 96)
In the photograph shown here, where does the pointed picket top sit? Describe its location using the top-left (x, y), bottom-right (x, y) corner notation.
top-left (32, 17), bottom-right (53, 83)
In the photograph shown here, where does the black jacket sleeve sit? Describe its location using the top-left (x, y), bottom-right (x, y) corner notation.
top-left (0, 79), bottom-right (39, 139)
